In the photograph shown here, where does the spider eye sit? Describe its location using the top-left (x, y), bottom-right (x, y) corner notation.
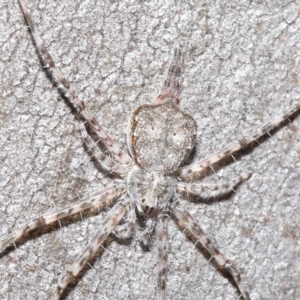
top-left (142, 204), bottom-right (154, 214)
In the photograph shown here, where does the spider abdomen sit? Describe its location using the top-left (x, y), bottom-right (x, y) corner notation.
top-left (128, 99), bottom-right (197, 174)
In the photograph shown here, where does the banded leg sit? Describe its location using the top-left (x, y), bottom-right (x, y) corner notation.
top-left (18, 0), bottom-right (131, 165)
top-left (79, 123), bottom-right (127, 175)
top-left (138, 218), bottom-right (157, 250)
top-left (176, 173), bottom-right (250, 201)
top-left (56, 201), bottom-right (129, 299)
top-left (179, 103), bottom-right (300, 180)
top-left (0, 186), bottom-right (124, 252)
top-left (171, 203), bottom-right (249, 300)
top-left (113, 205), bottom-right (136, 240)
top-left (156, 215), bottom-right (169, 300)
top-left (155, 48), bottom-right (182, 105)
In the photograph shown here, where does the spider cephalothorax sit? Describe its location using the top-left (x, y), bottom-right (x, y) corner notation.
top-left (127, 167), bottom-right (175, 216)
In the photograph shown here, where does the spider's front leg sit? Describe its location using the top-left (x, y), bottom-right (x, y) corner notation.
top-left (56, 200), bottom-right (130, 299)
top-left (156, 214), bottom-right (169, 300)
top-left (179, 104), bottom-right (300, 180)
top-left (171, 202), bottom-right (249, 300)
top-left (0, 187), bottom-right (124, 253)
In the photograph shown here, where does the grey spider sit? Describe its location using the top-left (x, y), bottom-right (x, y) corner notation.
top-left (1, 1), bottom-right (300, 299)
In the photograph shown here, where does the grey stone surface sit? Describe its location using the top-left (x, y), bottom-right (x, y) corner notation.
top-left (0, 0), bottom-right (299, 299)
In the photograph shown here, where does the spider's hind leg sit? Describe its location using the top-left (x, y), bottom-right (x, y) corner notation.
top-left (18, 0), bottom-right (132, 166)
top-left (179, 104), bottom-right (300, 180)
top-left (79, 123), bottom-right (127, 176)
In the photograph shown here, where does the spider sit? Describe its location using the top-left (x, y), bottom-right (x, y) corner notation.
top-left (1, 1), bottom-right (299, 299)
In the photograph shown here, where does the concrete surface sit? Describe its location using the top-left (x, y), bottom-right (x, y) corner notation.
top-left (0, 0), bottom-right (299, 299)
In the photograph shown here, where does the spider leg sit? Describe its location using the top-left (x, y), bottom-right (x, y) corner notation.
top-left (179, 103), bottom-right (300, 180)
top-left (79, 123), bottom-right (126, 176)
top-left (171, 202), bottom-right (249, 300)
top-left (0, 186), bottom-right (124, 252)
top-left (155, 48), bottom-right (182, 105)
top-left (56, 200), bottom-right (129, 299)
top-left (156, 214), bottom-right (169, 300)
top-left (113, 205), bottom-right (136, 240)
top-left (18, 0), bottom-right (131, 166)
top-left (176, 173), bottom-right (251, 202)
top-left (138, 217), bottom-right (157, 250)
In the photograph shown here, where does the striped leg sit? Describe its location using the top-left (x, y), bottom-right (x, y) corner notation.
top-left (156, 215), bottom-right (169, 300)
top-left (0, 186), bottom-right (124, 252)
top-left (171, 202), bottom-right (249, 300)
top-left (113, 205), bottom-right (136, 240)
top-left (176, 173), bottom-right (250, 201)
top-left (139, 218), bottom-right (157, 250)
top-left (179, 104), bottom-right (300, 180)
top-left (18, 0), bottom-right (131, 165)
top-left (79, 123), bottom-right (127, 175)
top-left (56, 201), bottom-right (129, 299)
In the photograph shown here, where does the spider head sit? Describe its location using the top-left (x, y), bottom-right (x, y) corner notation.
top-left (127, 167), bottom-right (175, 217)
top-left (140, 191), bottom-right (158, 216)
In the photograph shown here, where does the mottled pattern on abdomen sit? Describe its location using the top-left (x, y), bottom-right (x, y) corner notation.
top-left (128, 99), bottom-right (197, 174)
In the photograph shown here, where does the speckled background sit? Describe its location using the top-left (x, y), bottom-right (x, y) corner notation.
top-left (0, 1), bottom-right (299, 299)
